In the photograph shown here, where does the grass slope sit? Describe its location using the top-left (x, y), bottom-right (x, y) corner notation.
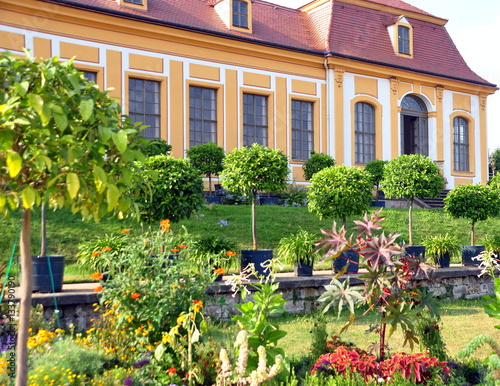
top-left (1, 204), bottom-right (498, 266)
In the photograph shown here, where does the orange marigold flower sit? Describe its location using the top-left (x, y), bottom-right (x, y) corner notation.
top-left (226, 250), bottom-right (237, 257)
top-left (160, 219), bottom-right (171, 232)
top-left (102, 246), bottom-right (113, 252)
top-left (94, 286), bottom-right (104, 293)
top-left (192, 300), bottom-right (203, 312)
top-left (171, 248), bottom-right (180, 253)
top-left (167, 367), bottom-right (176, 374)
top-left (131, 292), bottom-right (141, 299)
top-left (90, 251), bottom-right (101, 257)
top-left (121, 229), bottom-right (131, 233)
top-left (90, 272), bottom-right (104, 280)
top-left (178, 244), bottom-right (187, 249)
top-left (213, 268), bottom-right (225, 275)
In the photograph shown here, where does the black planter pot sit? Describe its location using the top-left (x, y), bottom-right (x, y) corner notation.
top-left (241, 250), bottom-right (272, 278)
top-left (404, 245), bottom-right (426, 261)
top-left (435, 253), bottom-right (451, 268)
top-left (294, 259), bottom-right (313, 277)
top-left (32, 255), bottom-right (65, 293)
top-left (206, 196), bottom-right (222, 204)
top-left (332, 250), bottom-right (359, 274)
top-left (461, 245), bottom-right (485, 266)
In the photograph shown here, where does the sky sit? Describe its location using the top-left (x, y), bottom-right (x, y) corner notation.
top-left (267, 0), bottom-right (500, 152)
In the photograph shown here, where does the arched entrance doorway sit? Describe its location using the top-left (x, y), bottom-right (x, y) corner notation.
top-left (400, 95), bottom-right (428, 156)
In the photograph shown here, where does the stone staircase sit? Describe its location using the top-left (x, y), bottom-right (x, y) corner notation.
top-left (416, 189), bottom-right (450, 209)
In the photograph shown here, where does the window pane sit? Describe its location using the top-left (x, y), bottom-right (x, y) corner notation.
top-left (243, 93), bottom-right (268, 147)
top-left (291, 100), bottom-right (314, 160)
top-left (128, 78), bottom-right (160, 139)
top-left (189, 86), bottom-right (217, 147)
top-left (453, 117), bottom-right (469, 171)
top-left (354, 102), bottom-right (375, 164)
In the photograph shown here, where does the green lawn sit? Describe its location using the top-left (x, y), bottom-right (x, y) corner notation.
top-left (1, 203), bottom-right (498, 278)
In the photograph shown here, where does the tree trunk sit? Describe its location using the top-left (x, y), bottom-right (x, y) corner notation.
top-left (408, 198), bottom-right (414, 245)
top-left (471, 220), bottom-right (475, 246)
top-left (40, 202), bottom-right (46, 257)
top-left (252, 190), bottom-right (257, 250)
top-left (208, 174), bottom-right (212, 197)
top-left (16, 209), bottom-right (32, 386)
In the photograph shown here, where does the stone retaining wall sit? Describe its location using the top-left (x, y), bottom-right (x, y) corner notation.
top-left (28, 266), bottom-right (492, 331)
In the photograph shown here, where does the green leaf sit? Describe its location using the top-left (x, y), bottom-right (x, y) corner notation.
top-left (53, 112), bottom-right (68, 131)
top-left (112, 130), bottom-right (128, 153)
top-left (6, 150), bottom-right (22, 178)
top-left (28, 94), bottom-right (44, 115)
top-left (0, 193), bottom-right (5, 210)
top-left (154, 343), bottom-right (165, 361)
top-left (21, 186), bottom-right (36, 209)
top-left (0, 129), bottom-right (15, 150)
top-left (66, 173), bottom-right (80, 199)
top-left (15, 81), bottom-right (29, 96)
top-left (79, 99), bottom-right (94, 121)
top-left (93, 166), bottom-right (107, 193)
top-left (13, 117), bottom-right (30, 126)
top-left (40, 103), bottom-right (52, 127)
top-left (106, 183), bottom-right (120, 211)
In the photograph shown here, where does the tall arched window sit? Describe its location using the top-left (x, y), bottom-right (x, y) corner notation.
top-left (453, 116), bottom-right (469, 172)
top-left (355, 102), bottom-right (375, 164)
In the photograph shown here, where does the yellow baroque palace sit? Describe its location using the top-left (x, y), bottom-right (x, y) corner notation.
top-left (1, 0), bottom-right (496, 186)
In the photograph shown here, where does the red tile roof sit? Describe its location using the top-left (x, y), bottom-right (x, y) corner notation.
top-left (43, 0), bottom-right (495, 87)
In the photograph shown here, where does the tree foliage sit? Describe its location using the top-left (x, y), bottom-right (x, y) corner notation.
top-left (444, 184), bottom-right (500, 245)
top-left (139, 137), bottom-right (172, 157)
top-left (135, 155), bottom-right (205, 223)
top-left (302, 152), bottom-right (335, 181)
top-left (381, 154), bottom-right (443, 201)
top-left (490, 147), bottom-right (500, 176)
top-left (365, 159), bottom-right (387, 186)
top-left (0, 52), bottom-right (146, 219)
top-left (307, 165), bottom-right (372, 226)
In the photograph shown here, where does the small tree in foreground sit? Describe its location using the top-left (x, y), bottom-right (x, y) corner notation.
top-left (307, 165), bottom-right (373, 228)
top-left (302, 152), bottom-right (335, 181)
top-left (381, 154), bottom-right (444, 245)
top-left (444, 184), bottom-right (500, 246)
top-left (186, 142), bottom-right (225, 196)
top-left (219, 143), bottom-right (289, 250)
top-left (0, 52), bottom-right (147, 385)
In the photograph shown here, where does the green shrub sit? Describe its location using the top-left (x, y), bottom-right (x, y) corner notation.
top-left (138, 137), bottom-right (172, 157)
top-left (281, 184), bottom-right (308, 207)
top-left (302, 152), bottom-right (335, 181)
top-left (135, 155), bottom-right (205, 223)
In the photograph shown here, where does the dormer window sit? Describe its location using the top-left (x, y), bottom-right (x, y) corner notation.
top-left (387, 16), bottom-right (413, 58)
top-left (118, 0), bottom-right (147, 10)
top-left (233, 0), bottom-right (248, 28)
top-left (214, 0), bottom-right (252, 33)
top-left (398, 25), bottom-right (410, 55)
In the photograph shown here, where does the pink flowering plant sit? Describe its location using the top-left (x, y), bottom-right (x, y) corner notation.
top-left (316, 209), bottom-right (437, 361)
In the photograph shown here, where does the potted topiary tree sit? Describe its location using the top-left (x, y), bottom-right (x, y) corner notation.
top-left (381, 154), bottom-right (444, 253)
top-left (423, 234), bottom-right (461, 268)
top-left (186, 142), bottom-right (225, 203)
top-left (0, 52), bottom-right (147, 385)
top-left (444, 184), bottom-right (500, 266)
top-left (135, 155), bottom-right (205, 223)
top-left (277, 229), bottom-right (320, 276)
top-left (365, 159), bottom-right (387, 202)
top-left (307, 165), bottom-right (373, 273)
top-left (302, 151), bottom-right (335, 181)
top-left (219, 143), bottom-right (289, 277)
